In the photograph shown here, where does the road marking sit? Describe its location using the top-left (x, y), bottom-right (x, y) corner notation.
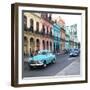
top-left (55, 59), bottom-right (80, 76)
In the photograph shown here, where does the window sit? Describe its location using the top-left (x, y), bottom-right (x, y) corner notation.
top-left (50, 42), bottom-right (52, 51)
top-left (47, 26), bottom-right (48, 34)
top-left (24, 36), bottom-right (27, 45)
top-left (47, 41), bottom-right (49, 50)
top-left (50, 28), bottom-right (52, 36)
top-left (36, 39), bottom-right (40, 51)
top-left (30, 19), bottom-right (33, 26)
top-left (36, 22), bottom-right (39, 32)
top-left (30, 19), bottom-right (34, 32)
top-left (24, 15), bottom-right (27, 31)
top-left (42, 25), bottom-right (45, 34)
top-left (42, 40), bottom-right (45, 50)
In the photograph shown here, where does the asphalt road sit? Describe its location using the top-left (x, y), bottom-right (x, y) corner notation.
top-left (23, 54), bottom-right (80, 77)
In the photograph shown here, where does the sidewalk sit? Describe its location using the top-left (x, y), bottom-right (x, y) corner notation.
top-left (56, 58), bottom-right (80, 76)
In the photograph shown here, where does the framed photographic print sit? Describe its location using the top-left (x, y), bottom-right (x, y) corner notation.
top-left (11, 3), bottom-right (88, 87)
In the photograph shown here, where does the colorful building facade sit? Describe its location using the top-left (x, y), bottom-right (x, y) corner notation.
top-left (57, 17), bottom-right (66, 52)
top-left (24, 12), bottom-right (79, 56)
top-left (70, 24), bottom-right (78, 48)
top-left (40, 13), bottom-right (54, 52)
top-left (52, 22), bottom-right (61, 53)
top-left (24, 12), bottom-right (42, 56)
top-left (24, 12), bottom-right (53, 56)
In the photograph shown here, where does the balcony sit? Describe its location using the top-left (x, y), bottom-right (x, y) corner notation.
top-left (35, 30), bottom-right (41, 34)
top-left (24, 28), bottom-right (54, 39)
top-left (29, 26), bottom-right (34, 32)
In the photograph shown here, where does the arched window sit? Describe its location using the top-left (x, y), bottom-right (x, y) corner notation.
top-left (54, 43), bottom-right (56, 53)
top-left (50, 30), bottom-right (52, 36)
top-left (50, 41), bottom-right (52, 51)
top-left (30, 37), bottom-right (35, 52)
top-left (47, 41), bottom-right (49, 50)
top-left (24, 36), bottom-right (28, 46)
top-left (36, 22), bottom-right (39, 32)
top-left (24, 15), bottom-right (27, 31)
top-left (47, 26), bottom-right (49, 34)
top-left (49, 14), bottom-right (52, 21)
top-left (24, 36), bottom-right (27, 41)
top-left (50, 27), bottom-right (52, 36)
top-left (30, 19), bottom-right (33, 26)
top-left (36, 39), bottom-right (40, 51)
top-left (42, 40), bottom-right (45, 50)
top-left (42, 25), bottom-right (45, 34)
top-left (30, 19), bottom-right (34, 32)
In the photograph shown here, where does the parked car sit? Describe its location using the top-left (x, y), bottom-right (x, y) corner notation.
top-left (28, 50), bottom-right (56, 68)
top-left (74, 48), bottom-right (80, 55)
top-left (69, 48), bottom-right (79, 57)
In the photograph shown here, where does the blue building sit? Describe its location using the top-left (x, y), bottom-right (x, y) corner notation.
top-left (52, 23), bottom-right (61, 53)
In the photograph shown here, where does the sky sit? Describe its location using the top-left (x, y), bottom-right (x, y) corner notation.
top-left (52, 14), bottom-right (81, 43)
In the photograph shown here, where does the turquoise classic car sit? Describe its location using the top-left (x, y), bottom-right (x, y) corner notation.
top-left (28, 50), bottom-right (56, 68)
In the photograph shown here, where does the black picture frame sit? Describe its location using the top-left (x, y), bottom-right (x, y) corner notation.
top-left (11, 3), bottom-right (88, 87)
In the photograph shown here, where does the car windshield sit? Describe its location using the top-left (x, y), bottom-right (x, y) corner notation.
top-left (70, 49), bottom-right (74, 52)
top-left (74, 49), bottom-right (78, 51)
top-left (41, 52), bottom-right (47, 55)
top-left (38, 51), bottom-right (47, 55)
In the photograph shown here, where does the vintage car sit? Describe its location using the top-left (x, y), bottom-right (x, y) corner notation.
top-left (28, 50), bottom-right (56, 68)
top-left (69, 48), bottom-right (79, 57)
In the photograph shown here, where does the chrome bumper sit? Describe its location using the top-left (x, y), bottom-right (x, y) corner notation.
top-left (29, 63), bottom-right (43, 67)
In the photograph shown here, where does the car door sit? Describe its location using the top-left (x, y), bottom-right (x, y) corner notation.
top-left (44, 52), bottom-right (50, 64)
top-left (42, 51), bottom-right (49, 64)
top-left (49, 53), bottom-right (54, 62)
top-left (47, 52), bottom-right (52, 63)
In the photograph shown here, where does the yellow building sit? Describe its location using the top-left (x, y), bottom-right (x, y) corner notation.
top-left (23, 12), bottom-right (53, 56)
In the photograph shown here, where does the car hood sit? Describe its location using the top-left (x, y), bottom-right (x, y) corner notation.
top-left (31, 55), bottom-right (45, 61)
top-left (70, 52), bottom-right (77, 54)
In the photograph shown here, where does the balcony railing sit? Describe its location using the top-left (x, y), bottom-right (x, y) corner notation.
top-left (35, 30), bottom-right (41, 34)
top-left (24, 28), bottom-right (54, 39)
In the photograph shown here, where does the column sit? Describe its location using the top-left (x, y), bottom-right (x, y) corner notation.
top-left (40, 39), bottom-right (43, 50)
top-left (27, 37), bottom-right (30, 56)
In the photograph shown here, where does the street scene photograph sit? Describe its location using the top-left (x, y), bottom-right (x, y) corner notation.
top-left (23, 11), bottom-right (81, 78)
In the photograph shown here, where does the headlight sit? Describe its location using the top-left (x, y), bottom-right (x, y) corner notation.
top-left (37, 60), bottom-right (43, 64)
top-left (70, 53), bottom-right (72, 55)
top-left (40, 60), bottom-right (44, 62)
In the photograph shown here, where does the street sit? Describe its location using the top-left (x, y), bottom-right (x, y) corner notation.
top-left (23, 54), bottom-right (80, 77)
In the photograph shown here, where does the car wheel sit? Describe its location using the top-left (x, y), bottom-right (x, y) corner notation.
top-left (43, 61), bottom-right (47, 68)
top-left (52, 59), bottom-right (56, 64)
